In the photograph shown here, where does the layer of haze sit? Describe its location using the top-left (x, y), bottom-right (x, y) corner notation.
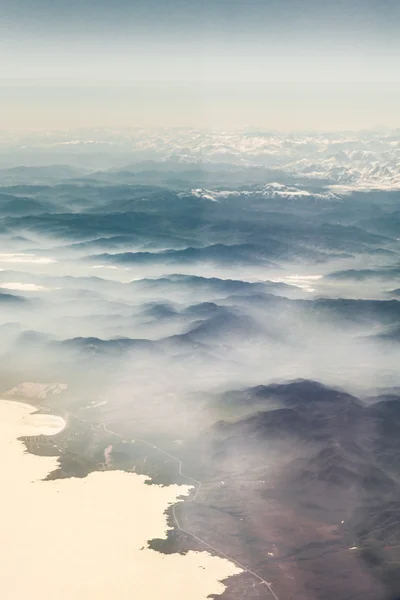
top-left (1, 0), bottom-right (399, 129)
top-left (0, 138), bottom-right (399, 599)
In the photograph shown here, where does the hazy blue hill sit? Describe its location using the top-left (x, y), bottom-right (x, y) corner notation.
top-left (327, 266), bottom-right (400, 281)
top-left (1, 180), bottom-right (397, 275)
top-left (3, 211), bottom-right (167, 240)
top-left (303, 298), bottom-right (400, 326)
top-left (359, 210), bottom-right (400, 237)
top-left (0, 164), bottom-right (89, 185)
top-left (91, 243), bottom-right (274, 266)
top-left (225, 379), bottom-right (360, 408)
top-left (56, 336), bottom-right (154, 355)
top-left (91, 239), bottom-right (329, 266)
top-left (139, 302), bottom-right (178, 319)
top-left (183, 308), bottom-right (261, 342)
top-left (0, 193), bottom-right (55, 215)
top-left (132, 274), bottom-right (296, 297)
top-left (0, 291), bottom-right (27, 303)
top-left (372, 326), bottom-right (400, 342)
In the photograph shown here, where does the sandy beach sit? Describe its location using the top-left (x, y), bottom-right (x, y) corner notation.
top-left (0, 399), bottom-right (241, 599)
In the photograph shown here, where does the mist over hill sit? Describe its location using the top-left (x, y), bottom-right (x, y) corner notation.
top-left (1, 131), bottom-right (400, 600)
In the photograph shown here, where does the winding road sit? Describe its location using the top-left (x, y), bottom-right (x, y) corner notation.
top-left (98, 422), bottom-right (280, 599)
top-left (53, 409), bottom-right (280, 599)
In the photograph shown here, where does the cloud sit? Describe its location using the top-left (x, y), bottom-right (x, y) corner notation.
top-left (0, 282), bottom-right (48, 291)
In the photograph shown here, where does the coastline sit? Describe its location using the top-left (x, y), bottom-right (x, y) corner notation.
top-left (0, 398), bottom-right (242, 599)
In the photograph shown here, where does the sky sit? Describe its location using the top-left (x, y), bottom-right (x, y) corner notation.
top-left (1, 0), bottom-right (400, 130)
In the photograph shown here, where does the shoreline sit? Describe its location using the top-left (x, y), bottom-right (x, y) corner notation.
top-left (0, 398), bottom-right (242, 599)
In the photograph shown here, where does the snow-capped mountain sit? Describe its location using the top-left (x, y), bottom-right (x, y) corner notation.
top-left (189, 183), bottom-right (336, 201)
top-left (1, 128), bottom-right (400, 190)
